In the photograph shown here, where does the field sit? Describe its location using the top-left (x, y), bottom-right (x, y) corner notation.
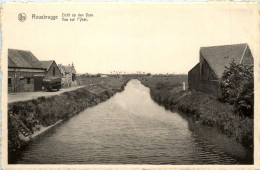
top-left (78, 76), bottom-right (129, 94)
top-left (138, 75), bottom-right (188, 90)
top-left (78, 76), bottom-right (125, 86)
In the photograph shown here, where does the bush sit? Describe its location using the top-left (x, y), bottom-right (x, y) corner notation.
top-left (219, 61), bottom-right (253, 117)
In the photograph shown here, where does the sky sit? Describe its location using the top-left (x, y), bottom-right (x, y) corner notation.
top-left (2, 3), bottom-right (258, 74)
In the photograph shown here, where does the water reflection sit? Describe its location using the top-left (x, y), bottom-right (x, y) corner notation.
top-left (10, 80), bottom-right (253, 164)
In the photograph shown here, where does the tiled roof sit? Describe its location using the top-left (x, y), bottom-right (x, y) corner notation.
top-left (8, 49), bottom-right (45, 69)
top-left (200, 43), bottom-right (249, 78)
top-left (40, 60), bottom-right (54, 71)
top-left (8, 57), bottom-right (17, 67)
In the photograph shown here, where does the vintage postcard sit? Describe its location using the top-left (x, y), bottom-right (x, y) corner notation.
top-left (1, 2), bottom-right (259, 169)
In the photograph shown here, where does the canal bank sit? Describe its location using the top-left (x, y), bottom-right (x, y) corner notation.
top-left (139, 77), bottom-right (253, 149)
top-left (10, 79), bottom-right (252, 164)
top-left (8, 78), bottom-right (129, 152)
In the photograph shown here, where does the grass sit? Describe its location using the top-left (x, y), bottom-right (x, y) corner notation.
top-left (8, 75), bottom-right (253, 150)
top-left (139, 76), bottom-right (253, 148)
top-left (8, 77), bottom-right (130, 151)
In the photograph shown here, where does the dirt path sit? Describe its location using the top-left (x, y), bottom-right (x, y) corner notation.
top-left (8, 86), bottom-right (86, 103)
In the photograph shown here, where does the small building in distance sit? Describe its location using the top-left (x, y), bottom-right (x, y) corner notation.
top-left (58, 63), bottom-right (77, 87)
top-left (188, 43), bottom-right (253, 95)
top-left (101, 74), bottom-right (108, 77)
top-left (8, 49), bottom-right (46, 93)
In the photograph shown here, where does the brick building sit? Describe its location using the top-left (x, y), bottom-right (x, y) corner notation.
top-left (188, 43), bottom-right (254, 95)
top-left (8, 49), bottom-right (46, 93)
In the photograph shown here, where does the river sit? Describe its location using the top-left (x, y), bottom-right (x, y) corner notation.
top-left (10, 79), bottom-right (253, 164)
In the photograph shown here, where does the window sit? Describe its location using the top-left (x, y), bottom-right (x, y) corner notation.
top-left (27, 78), bottom-right (30, 84)
top-left (72, 74), bottom-right (75, 82)
top-left (8, 78), bottom-right (11, 86)
top-left (53, 67), bottom-right (55, 76)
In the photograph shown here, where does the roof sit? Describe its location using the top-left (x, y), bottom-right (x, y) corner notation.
top-left (188, 63), bottom-right (200, 74)
top-left (64, 66), bottom-right (72, 73)
top-left (8, 57), bottom-right (17, 67)
top-left (200, 43), bottom-right (249, 78)
top-left (40, 60), bottom-right (54, 71)
top-left (8, 49), bottom-right (45, 69)
top-left (58, 64), bottom-right (76, 74)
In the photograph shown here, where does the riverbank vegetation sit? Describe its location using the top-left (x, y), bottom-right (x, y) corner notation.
top-left (8, 77), bottom-right (129, 151)
top-left (219, 62), bottom-right (254, 118)
top-left (139, 75), bottom-right (253, 148)
top-left (8, 71), bottom-right (253, 153)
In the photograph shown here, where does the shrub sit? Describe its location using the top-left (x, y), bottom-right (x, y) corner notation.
top-left (219, 61), bottom-right (253, 117)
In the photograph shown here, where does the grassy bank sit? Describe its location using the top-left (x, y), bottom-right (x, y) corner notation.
top-left (139, 76), bottom-right (253, 148)
top-left (8, 77), bottom-right (129, 151)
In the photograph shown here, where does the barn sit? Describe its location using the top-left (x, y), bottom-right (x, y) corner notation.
top-left (8, 49), bottom-right (46, 93)
top-left (188, 43), bottom-right (254, 95)
top-left (40, 60), bottom-right (62, 80)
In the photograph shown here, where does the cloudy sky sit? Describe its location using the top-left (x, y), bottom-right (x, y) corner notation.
top-left (2, 3), bottom-right (258, 74)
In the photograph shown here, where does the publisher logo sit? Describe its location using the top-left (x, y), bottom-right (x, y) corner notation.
top-left (18, 13), bottom-right (26, 22)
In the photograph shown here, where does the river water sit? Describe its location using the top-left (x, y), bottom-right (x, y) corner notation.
top-left (11, 80), bottom-right (253, 164)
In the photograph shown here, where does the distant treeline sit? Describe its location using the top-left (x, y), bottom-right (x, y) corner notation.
top-left (77, 73), bottom-right (188, 78)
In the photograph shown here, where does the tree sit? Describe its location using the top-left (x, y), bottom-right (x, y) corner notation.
top-left (219, 60), bottom-right (253, 117)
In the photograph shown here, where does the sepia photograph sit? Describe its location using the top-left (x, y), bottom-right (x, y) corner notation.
top-left (1, 2), bottom-right (259, 169)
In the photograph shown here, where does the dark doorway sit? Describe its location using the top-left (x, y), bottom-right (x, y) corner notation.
top-left (34, 76), bottom-right (44, 91)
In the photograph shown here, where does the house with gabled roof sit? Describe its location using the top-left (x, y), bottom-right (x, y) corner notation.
top-left (8, 49), bottom-right (46, 93)
top-left (188, 43), bottom-right (253, 95)
top-left (40, 60), bottom-right (62, 80)
top-left (40, 60), bottom-right (63, 90)
top-left (58, 63), bottom-right (77, 87)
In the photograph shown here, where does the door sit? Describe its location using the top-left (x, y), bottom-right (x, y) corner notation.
top-left (34, 76), bottom-right (44, 91)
